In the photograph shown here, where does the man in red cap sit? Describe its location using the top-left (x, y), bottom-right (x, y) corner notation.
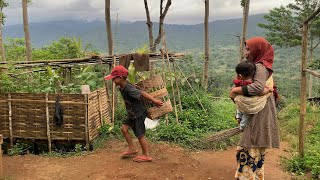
top-left (105, 65), bottom-right (163, 162)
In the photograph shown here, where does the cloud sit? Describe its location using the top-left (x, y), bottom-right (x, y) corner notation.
top-left (4, 0), bottom-right (295, 25)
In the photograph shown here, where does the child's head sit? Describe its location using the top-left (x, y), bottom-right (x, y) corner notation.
top-left (235, 60), bottom-right (256, 80)
top-left (104, 65), bottom-right (128, 85)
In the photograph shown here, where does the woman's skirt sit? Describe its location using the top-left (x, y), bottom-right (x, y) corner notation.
top-left (235, 146), bottom-right (266, 180)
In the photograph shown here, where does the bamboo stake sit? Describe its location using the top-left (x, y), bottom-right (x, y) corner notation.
top-left (299, 23), bottom-right (308, 157)
top-left (160, 46), bottom-right (169, 126)
top-left (175, 63), bottom-right (207, 112)
top-left (84, 95), bottom-right (90, 151)
top-left (45, 93), bottom-right (52, 153)
top-left (8, 93), bottom-right (13, 148)
top-left (97, 90), bottom-right (104, 125)
top-left (172, 61), bottom-right (182, 112)
top-left (162, 31), bottom-right (179, 124)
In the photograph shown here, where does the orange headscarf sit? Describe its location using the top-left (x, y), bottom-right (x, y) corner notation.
top-left (246, 37), bottom-right (280, 102)
top-left (245, 37), bottom-right (274, 72)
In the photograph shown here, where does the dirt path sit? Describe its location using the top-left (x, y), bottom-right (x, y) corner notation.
top-left (2, 140), bottom-right (291, 180)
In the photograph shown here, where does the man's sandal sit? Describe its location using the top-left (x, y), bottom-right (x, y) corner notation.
top-left (133, 155), bottom-right (153, 162)
top-left (121, 150), bottom-right (139, 158)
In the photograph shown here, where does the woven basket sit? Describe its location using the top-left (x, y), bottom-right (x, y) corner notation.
top-left (137, 75), bottom-right (173, 119)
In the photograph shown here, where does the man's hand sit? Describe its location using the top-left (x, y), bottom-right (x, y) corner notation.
top-left (153, 99), bottom-right (164, 107)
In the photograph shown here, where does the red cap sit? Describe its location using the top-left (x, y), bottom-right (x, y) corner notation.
top-left (104, 65), bottom-right (128, 80)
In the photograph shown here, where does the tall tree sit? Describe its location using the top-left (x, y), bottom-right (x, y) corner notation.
top-left (203, 0), bottom-right (209, 90)
top-left (258, 6), bottom-right (301, 47)
top-left (259, 0), bottom-right (320, 47)
top-left (144, 0), bottom-right (153, 52)
top-left (105, 0), bottom-right (113, 56)
top-left (22, 0), bottom-right (32, 61)
top-left (259, 0), bottom-right (320, 97)
top-left (0, 0), bottom-right (8, 62)
top-left (144, 0), bottom-right (171, 52)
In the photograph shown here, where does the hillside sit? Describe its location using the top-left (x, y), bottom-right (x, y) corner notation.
top-left (3, 14), bottom-right (267, 52)
top-left (3, 14), bottom-right (316, 99)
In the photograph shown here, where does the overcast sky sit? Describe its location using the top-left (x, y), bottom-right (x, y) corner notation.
top-left (4, 0), bottom-right (295, 25)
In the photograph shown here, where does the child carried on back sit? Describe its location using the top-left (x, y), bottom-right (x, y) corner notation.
top-left (233, 60), bottom-right (273, 130)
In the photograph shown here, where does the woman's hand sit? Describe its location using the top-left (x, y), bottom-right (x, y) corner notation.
top-left (229, 87), bottom-right (243, 101)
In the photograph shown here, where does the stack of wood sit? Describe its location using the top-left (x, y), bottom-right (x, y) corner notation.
top-left (0, 134), bottom-right (2, 176)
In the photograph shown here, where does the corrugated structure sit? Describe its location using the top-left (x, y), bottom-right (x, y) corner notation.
top-left (0, 88), bottom-right (110, 151)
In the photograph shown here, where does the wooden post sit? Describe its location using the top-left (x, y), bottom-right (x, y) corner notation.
top-left (203, 0), bottom-right (209, 90)
top-left (45, 93), bottom-right (52, 153)
top-left (8, 93), bottom-right (13, 148)
top-left (239, 0), bottom-right (250, 62)
top-left (84, 95), bottom-right (90, 151)
top-left (299, 23), bottom-right (308, 157)
top-left (0, 134), bottom-right (3, 176)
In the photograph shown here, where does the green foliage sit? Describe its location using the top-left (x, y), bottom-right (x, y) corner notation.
top-left (259, 1), bottom-right (320, 48)
top-left (147, 91), bottom-right (237, 149)
top-left (258, 6), bottom-right (301, 47)
top-left (0, 37), bottom-right (105, 93)
top-left (8, 141), bottom-right (30, 156)
top-left (280, 101), bottom-right (320, 178)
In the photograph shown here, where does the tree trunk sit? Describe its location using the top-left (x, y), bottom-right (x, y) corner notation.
top-left (0, 9), bottom-right (6, 62)
top-left (144, 0), bottom-right (154, 52)
top-left (22, 0), bottom-right (32, 61)
top-left (105, 0), bottom-right (113, 55)
top-left (153, 0), bottom-right (171, 52)
top-left (203, 0), bottom-right (209, 90)
top-left (239, 0), bottom-right (250, 62)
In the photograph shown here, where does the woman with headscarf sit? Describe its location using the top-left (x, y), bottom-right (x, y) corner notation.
top-left (229, 37), bottom-right (280, 179)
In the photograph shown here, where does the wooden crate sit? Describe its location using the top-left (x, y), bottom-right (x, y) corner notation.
top-left (0, 88), bottom-right (110, 152)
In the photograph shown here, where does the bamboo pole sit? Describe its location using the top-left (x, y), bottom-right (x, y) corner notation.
top-left (8, 93), bottom-right (13, 148)
top-left (304, 68), bottom-right (320, 78)
top-left (0, 54), bottom-right (185, 65)
top-left (45, 93), bottom-right (52, 153)
top-left (172, 61), bottom-right (182, 112)
top-left (160, 48), bottom-right (170, 126)
top-left (84, 95), bottom-right (90, 151)
top-left (97, 90), bottom-right (104, 125)
top-left (299, 23), bottom-right (308, 157)
top-left (5, 99), bottom-right (88, 105)
top-left (162, 32), bottom-right (179, 124)
top-left (84, 94), bottom-right (90, 151)
top-left (175, 63), bottom-right (207, 112)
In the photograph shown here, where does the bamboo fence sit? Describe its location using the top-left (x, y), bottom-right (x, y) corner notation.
top-left (0, 88), bottom-right (110, 152)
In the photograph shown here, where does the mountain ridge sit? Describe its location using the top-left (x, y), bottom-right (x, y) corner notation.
top-left (3, 14), bottom-right (267, 53)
